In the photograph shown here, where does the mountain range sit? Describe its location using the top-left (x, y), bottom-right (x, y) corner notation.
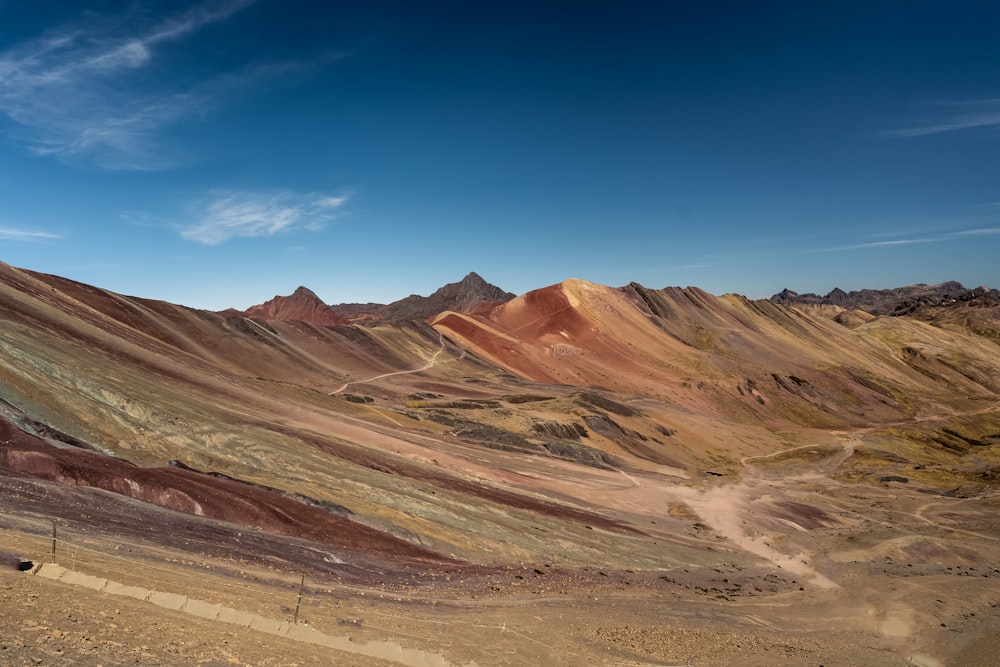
top-left (225, 271), bottom-right (515, 325)
top-left (1, 261), bottom-right (998, 665)
top-left (769, 280), bottom-right (999, 314)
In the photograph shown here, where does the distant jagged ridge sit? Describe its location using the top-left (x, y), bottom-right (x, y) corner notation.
top-left (230, 272), bottom-right (515, 325)
top-left (768, 281), bottom-right (999, 316)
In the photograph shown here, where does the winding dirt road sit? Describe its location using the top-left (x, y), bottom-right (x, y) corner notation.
top-left (329, 334), bottom-right (452, 395)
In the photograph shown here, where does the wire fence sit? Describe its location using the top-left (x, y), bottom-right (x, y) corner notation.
top-left (3, 518), bottom-right (582, 666)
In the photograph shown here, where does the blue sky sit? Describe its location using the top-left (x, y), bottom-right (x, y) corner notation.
top-left (1, 1), bottom-right (998, 309)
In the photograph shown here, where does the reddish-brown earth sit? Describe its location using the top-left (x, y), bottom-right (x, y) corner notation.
top-left (2, 260), bottom-right (1000, 666)
top-left (238, 286), bottom-right (349, 326)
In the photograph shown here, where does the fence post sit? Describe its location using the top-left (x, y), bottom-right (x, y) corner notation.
top-left (293, 574), bottom-right (305, 624)
top-left (50, 519), bottom-right (57, 563)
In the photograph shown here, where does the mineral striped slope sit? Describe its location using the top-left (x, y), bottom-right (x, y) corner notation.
top-left (431, 278), bottom-right (999, 428)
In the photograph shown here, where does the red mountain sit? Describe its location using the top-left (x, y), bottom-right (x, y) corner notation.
top-left (238, 286), bottom-right (347, 325)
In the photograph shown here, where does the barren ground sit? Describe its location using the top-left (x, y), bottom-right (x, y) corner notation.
top-left (3, 440), bottom-right (999, 667)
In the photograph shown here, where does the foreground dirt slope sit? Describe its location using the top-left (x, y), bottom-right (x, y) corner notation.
top-left (2, 261), bottom-right (1000, 665)
top-left (3, 471), bottom-right (999, 666)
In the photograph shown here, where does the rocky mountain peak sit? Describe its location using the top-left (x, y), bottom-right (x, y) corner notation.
top-left (427, 272), bottom-right (513, 306)
top-left (826, 287), bottom-right (849, 304)
top-left (291, 286), bottom-right (320, 300)
top-left (241, 286), bottom-right (346, 326)
top-left (381, 273), bottom-right (516, 323)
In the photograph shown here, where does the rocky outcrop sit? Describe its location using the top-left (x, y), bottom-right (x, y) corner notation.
top-left (892, 284), bottom-right (1000, 315)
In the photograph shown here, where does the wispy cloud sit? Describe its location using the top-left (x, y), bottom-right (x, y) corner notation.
top-left (181, 190), bottom-right (349, 245)
top-left (823, 235), bottom-right (942, 252)
top-left (887, 98), bottom-right (1000, 138)
top-left (827, 225), bottom-right (1000, 250)
top-left (853, 237), bottom-right (940, 248)
top-left (953, 226), bottom-right (1000, 236)
top-left (0, 227), bottom-right (62, 241)
top-left (0, 1), bottom-right (265, 169)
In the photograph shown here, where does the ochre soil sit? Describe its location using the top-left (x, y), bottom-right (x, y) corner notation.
top-left (2, 466), bottom-right (999, 667)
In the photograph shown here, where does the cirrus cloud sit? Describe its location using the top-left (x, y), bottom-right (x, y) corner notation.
top-left (181, 190), bottom-right (349, 245)
top-left (954, 226), bottom-right (1000, 236)
top-left (887, 98), bottom-right (1000, 138)
top-left (0, 227), bottom-right (62, 241)
top-left (0, 1), bottom-right (263, 169)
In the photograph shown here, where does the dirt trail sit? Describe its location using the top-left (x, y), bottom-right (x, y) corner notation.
top-left (910, 501), bottom-right (1000, 542)
top-left (670, 481), bottom-right (838, 589)
top-left (330, 334), bottom-right (451, 395)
